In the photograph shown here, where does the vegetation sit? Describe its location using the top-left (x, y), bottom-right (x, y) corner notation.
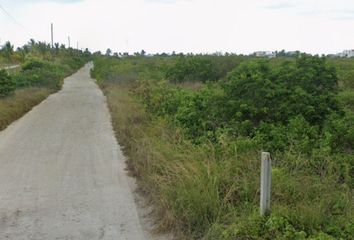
top-left (92, 54), bottom-right (354, 239)
top-left (0, 88), bottom-right (52, 131)
top-left (0, 70), bottom-right (15, 97)
top-left (0, 39), bottom-right (90, 130)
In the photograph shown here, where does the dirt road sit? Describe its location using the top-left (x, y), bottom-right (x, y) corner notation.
top-left (0, 63), bottom-right (149, 239)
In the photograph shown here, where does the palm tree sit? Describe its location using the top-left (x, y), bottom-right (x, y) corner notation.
top-left (2, 41), bottom-right (14, 60)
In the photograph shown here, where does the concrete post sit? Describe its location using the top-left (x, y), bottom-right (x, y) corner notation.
top-left (260, 152), bottom-right (271, 216)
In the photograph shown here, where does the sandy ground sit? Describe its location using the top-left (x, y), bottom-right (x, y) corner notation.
top-left (0, 63), bottom-right (170, 240)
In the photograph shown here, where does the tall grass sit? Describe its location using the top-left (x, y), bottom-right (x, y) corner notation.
top-left (0, 87), bottom-right (52, 130)
top-left (102, 82), bottom-right (354, 239)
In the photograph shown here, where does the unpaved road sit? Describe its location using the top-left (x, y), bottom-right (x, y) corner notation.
top-left (0, 63), bottom-right (150, 239)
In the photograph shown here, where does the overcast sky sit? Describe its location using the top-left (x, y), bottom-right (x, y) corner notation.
top-left (0, 0), bottom-right (353, 54)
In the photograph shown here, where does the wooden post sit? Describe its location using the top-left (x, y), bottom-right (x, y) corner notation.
top-left (260, 152), bottom-right (271, 216)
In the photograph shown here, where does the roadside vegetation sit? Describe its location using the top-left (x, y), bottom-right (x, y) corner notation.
top-left (0, 40), bottom-right (90, 130)
top-left (92, 54), bottom-right (354, 239)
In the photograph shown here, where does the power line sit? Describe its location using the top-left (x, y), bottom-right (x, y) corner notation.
top-left (0, 2), bottom-right (26, 30)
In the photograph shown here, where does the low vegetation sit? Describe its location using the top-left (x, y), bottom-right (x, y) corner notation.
top-left (0, 88), bottom-right (51, 131)
top-left (92, 54), bottom-right (354, 239)
top-left (0, 39), bottom-right (90, 130)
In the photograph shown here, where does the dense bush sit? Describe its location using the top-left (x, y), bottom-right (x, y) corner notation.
top-left (325, 112), bottom-right (354, 153)
top-left (165, 56), bottom-right (218, 83)
top-left (92, 56), bottom-right (167, 85)
top-left (21, 59), bottom-right (47, 71)
top-left (223, 56), bottom-right (339, 127)
top-left (164, 55), bottom-right (247, 83)
top-left (94, 55), bottom-right (351, 153)
top-left (330, 58), bottom-right (354, 90)
top-left (13, 56), bottom-right (87, 90)
top-left (147, 56), bottom-right (342, 151)
top-left (62, 55), bottom-right (86, 70)
top-left (14, 60), bottom-right (64, 90)
top-left (92, 55), bottom-right (354, 239)
top-left (1, 39), bottom-right (90, 95)
top-left (0, 70), bottom-right (15, 97)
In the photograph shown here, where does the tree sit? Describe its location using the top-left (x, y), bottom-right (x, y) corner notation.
top-left (276, 49), bottom-right (286, 57)
top-left (2, 41), bottom-right (14, 60)
top-left (28, 39), bottom-right (36, 47)
top-left (105, 48), bottom-right (112, 56)
top-left (36, 41), bottom-right (50, 57)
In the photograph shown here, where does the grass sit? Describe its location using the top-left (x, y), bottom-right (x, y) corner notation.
top-left (92, 55), bottom-right (354, 239)
top-left (0, 87), bottom-right (52, 130)
top-left (101, 82), bottom-right (354, 239)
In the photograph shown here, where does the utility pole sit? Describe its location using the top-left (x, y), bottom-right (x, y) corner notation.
top-left (77, 41), bottom-right (79, 50)
top-left (68, 36), bottom-right (71, 48)
top-left (51, 23), bottom-right (54, 48)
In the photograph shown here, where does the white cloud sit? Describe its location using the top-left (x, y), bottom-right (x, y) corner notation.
top-left (0, 0), bottom-right (353, 54)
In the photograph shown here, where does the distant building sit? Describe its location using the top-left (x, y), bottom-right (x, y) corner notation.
top-left (254, 51), bottom-right (276, 58)
top-left (336, 50), bottom-right (354, 58)
top-left (343, 50), bottom-right (354, 58)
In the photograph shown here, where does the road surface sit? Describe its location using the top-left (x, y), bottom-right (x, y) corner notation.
top-left (0, 63), bottom-right (150, 239)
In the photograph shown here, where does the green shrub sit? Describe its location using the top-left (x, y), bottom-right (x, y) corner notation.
top-left (223, 55), bottom-right (339, 127)
top-left (337, 90), bottom-right (354, 111)
top-left (92, 55), bottom-right (354, 240)
top-left (21, 59), bottom-right (48, 71)
top-left (174, 86), bottom-right (225, 141)
top-left (165, 56), bottom-right (218, 83)
top-left (325, 112), bottom-right (354, 153)
top-left (256, 116), bottom-right (320, 153)
top-left (14, 59), bottom-right (65, 89)
top-left (0, 70), bottom-right (15, 97)
top-left (0, 40), bottom-right (89, 101)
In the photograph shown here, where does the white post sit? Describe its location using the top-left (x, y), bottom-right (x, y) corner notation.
top-left (260, 152), bottom-right (271, 216)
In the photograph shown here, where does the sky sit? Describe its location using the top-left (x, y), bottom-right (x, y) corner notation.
top-left (0, 0), bottom-right (353, 54)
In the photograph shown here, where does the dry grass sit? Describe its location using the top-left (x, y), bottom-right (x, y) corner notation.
top-left (0, 87), bottom-right (52, 130)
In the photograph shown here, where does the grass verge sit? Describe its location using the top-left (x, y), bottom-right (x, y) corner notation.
top-left (0, 87), bottom-right (52, 130)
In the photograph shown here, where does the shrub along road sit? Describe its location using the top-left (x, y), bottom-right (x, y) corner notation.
top-left (0, 63), bottom-right (151, 239)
